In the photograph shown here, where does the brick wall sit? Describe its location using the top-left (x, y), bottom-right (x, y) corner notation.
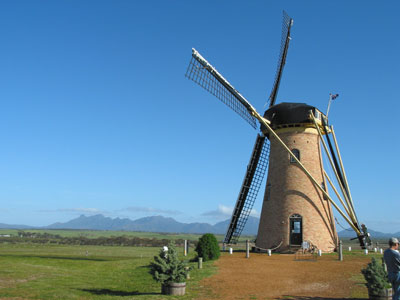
top-left (256, 127), bottom-right (338, 252)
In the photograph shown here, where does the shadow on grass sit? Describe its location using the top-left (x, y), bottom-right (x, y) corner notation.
top-left (138, 265), bottom-right (151, 269)
top-left (80, 288), bottom-right (159, 296)
top-left (0, 254), bottom-right (109, 262)
top-left (276, 296), bottom-right (366, 300)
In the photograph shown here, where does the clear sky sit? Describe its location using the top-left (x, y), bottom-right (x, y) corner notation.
top-left (0, 0), bottom-right (398, 233)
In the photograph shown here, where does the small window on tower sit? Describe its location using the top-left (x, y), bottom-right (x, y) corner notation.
top-left (314, 110), bottom-right (321, 120)
top-left (265, 183), bottom-right (271, 201)
top-left (290, 149), bottom-right (300, 163)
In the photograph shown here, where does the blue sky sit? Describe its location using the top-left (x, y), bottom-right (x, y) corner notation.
top-left (0, 1), bottom-right (398, 233)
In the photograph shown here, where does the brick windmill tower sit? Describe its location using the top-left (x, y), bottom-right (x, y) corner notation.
top-left (186, 12), bottom-right (370, 252)
top-left (256, 103), bottom-right (337, 252)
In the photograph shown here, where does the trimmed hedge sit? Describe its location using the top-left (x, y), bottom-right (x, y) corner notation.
top-left (195, 233), bottom-right (220, 261)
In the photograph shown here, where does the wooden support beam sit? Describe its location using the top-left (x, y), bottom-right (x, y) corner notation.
top-left (250, 111), bottom-right (361, 235)
top-left (310, 114), bottom-right (358, 224)
top-left (330, 126), bottom-right (357, 220)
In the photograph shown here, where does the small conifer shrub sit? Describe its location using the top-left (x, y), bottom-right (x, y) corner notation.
top-left (149, 241), bottom-right (190, 284)
top-left (361, 257), bottom-right (391, 295)
top-left (195, 233), bottom-right (220, 261)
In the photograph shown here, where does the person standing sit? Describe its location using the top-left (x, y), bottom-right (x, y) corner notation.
top-left (384, 237), bottom-right (400, 300)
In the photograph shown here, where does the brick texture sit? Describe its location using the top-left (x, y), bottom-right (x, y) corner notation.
top-left (255, 127), bottom-right (338, 252)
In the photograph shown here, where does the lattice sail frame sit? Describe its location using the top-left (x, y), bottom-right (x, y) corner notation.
top-left (268, 11), bottom-right (293, 107)
top-left (225, 135), bottom-right (270, 244)
top-left (185, 11), bottom-right (370, 249)
top-left (185, 49), bottom-right (257, 129)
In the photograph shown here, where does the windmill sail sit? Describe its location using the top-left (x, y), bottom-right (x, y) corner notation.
top-left (268, 11), bottom-right (293, 107)
top-left (186, 11), bottom-right (370, 251)
top-left (224, 135), bottom-right (270, 244)
top-left (186, 49), bottom-right (258, 129)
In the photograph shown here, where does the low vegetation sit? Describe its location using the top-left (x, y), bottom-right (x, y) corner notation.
top-left (195, 233), bottom-right (220, 261)
top-left (0, 242), bottom-right (216, 299)
top-left (149, 241), bottom-right (191, 284)
top-left (1, 231), bottom-right (189, 247)
top-left (0, 228), bottom-right (384, 299)
top-left (361, 256), bottom-right (391, 295)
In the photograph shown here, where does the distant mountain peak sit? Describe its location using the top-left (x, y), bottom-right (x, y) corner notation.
top-left (43, 214), bottom-right (259, 235)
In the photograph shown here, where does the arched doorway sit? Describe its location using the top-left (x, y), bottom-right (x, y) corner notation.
top-left (289, 214), bottom-right (302, 245)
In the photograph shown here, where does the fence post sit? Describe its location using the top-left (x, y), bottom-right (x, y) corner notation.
top-left (198, 257), bottom-right (203, 269)
top-left (382, 257), bottom-right (387, 272)
top-left (338, 240), bottom-right (343, 261)
top-left (246, 240), bottom-right (250, 258)
top-left (184, 240), bottom-right (187, 256)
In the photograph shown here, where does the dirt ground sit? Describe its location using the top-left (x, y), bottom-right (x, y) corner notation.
top-left (197, 252), bottom-right (370, 300)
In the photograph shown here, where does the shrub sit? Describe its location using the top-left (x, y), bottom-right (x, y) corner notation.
top-left (149, 241), bottom-right (190, 284)
top-left (195, 233), bottom-right (220, 261)
top-left (361, 257), bottom-right (391, 295)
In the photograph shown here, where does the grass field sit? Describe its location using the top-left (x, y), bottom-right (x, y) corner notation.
top-left (0, 228), bottom-right (210, 241)
top-left (0, 243), bottom-right (216, 300)
top-left (0, 229), bottom-right (256, 244)
top-left (0, 229), bottom-right (389, 300)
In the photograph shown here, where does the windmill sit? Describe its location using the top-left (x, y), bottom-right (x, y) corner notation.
top-left (185, 11), bottom-right (370, 252)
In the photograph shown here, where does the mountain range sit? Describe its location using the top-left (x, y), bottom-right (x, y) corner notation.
top-left (0, 214), bottom-right (399, 238)
top-left (45, 214), bottom-right (260, 235)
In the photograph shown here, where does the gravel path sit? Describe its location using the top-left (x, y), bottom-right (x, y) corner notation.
top-left (197, 252), bottom-right (370, 300)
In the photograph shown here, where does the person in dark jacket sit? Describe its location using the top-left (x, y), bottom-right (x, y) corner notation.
top-left (384, 237), bottom-right (400, 300)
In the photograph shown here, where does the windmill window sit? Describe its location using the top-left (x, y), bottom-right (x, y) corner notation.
top-left (290, 149), bottom-right (300, 163)
top-left (314, 110), bottom-right (321, 120)
top-left (265, 183), bottom-right (272, 201)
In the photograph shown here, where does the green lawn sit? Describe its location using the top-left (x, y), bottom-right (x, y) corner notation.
top-left (0, 243), bottom-right (216, 300)
top-left (0, 229), bottom-right (255, 243)
top-left (0, 228), bottom-right (208, 241)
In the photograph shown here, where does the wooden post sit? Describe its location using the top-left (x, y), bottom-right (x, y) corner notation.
top-left (198, 257), bottom-right (203, 269)
top-left (246, 240), bottom-right (250, 258)
top-left (338, 240), bottom-right (343, 261)
top-left (382, 258), bottom-right (387, 272)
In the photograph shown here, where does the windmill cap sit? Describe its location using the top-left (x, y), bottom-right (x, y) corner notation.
top-left (389, 237), bottom-right (399, 245)
top-left (263, 102), bottom-right (318, 128)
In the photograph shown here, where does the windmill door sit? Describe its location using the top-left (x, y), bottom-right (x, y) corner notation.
top-left (289, 214), bottom-right (302, 245)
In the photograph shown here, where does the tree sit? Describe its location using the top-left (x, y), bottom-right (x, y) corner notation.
top-left (361, 257), bottom-right (391, 295)
top-left (195, 233), bottom-right (220, 261)
top-left (149, 241), bottom-right (190, 284)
